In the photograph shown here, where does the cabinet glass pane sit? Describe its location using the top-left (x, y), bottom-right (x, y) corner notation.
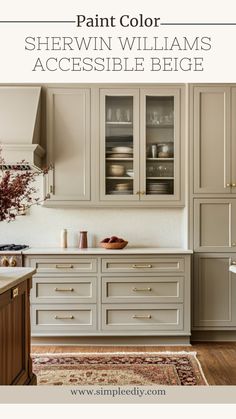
top-left (146, 96), bottom-right (174, 195)
top-left (105, 96), bottom-right (134, 196)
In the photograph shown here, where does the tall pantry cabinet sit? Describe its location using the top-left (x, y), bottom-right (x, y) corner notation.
top-left (191, 85), bottom-right (236, 334)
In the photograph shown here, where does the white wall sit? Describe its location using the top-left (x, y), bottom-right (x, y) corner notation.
top-left (0, 201), bottom-right (186, 248)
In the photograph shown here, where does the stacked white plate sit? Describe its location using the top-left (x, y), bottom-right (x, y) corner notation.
top-left (107, 146), bottom-right (133, 159)
top-left (109, 182), bottom-right (133, 195)
top-left (147, 182), bottom-right (170, 195)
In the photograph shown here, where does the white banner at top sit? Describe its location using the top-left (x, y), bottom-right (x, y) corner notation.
top-left (0, 0), bottom-right (236, 82)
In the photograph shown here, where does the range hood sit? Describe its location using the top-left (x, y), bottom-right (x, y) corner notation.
top-left (0, 86), bottom-right (45, 170)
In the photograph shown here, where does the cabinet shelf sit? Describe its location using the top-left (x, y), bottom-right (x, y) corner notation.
top-left (106, 176), bottom-right (133, 180)
top-left (106, 121), bottom-right (133, 126)
top-left (146, 158), bottom-right (174, 161)
top-left (106, 158), bottom-right (134, 161)
top-left (146, 177), bottom-right (174, 180)
top-left (146, 124), bottom-right (174, 128)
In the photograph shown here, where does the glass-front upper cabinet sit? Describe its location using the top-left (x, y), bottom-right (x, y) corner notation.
top-left (100, 87), bottom-right (183, 205)
top-left (100, 89), bottom-right (140, 200)
top-left (140, 89), bottom-right (181, 202)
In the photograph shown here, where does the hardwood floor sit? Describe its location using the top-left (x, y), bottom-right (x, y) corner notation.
top-left (31, 342), bottom-right (236, 385)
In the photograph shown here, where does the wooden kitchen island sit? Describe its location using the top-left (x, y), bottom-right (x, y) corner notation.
top-left (0, 268), bottom-right (36, 385)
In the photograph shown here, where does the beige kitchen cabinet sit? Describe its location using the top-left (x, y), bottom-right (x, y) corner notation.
top-left (190, 85), bottom-right (236, 338)
top-left (193, 253), bottom-right (236, 329)
top-left (99, 88), bottom-right (140, 202)
top-left (193, 86), bottom-right (230, 194)
top-left (44, 84), bottom-right (185, 207)
top-left (194, 199), bottom-right (236, 252)
top-left (140, 88), bottom-right (181, 203)
top-left (192, 85), bottom-right (236, 195)
top-left (24, 251), bottom-right (191, 339)
top-left (45, 88), bottom-right (91, 204)
top-left (102, 304), bottom-right (184, 331)
top-left (100, 86), bottom-right (184, 206)
top-left (231, 87), bottom-right (236, 190)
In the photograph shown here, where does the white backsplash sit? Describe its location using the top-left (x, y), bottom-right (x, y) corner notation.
top-left (0, 204), bottom-right (186, 248)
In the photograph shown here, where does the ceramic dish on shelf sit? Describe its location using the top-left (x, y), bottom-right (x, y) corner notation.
top-left (115, 182), bottom-right (131, 191)
top-left (157, 143), bottom-right (174, 157)
top-left (111, 146), bottom-right (133, 153)
top-left (126, 169), bottom-right (134, 177)
top-left (100, 241), bottom-right (128, 249)
top-left (107, 164), bottom-right (125, 177)
top-left (108, 153), bottom-right (133, 159)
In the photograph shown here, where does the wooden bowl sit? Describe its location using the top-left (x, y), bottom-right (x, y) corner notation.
top-left (100, 241), bottom-right (128, 250)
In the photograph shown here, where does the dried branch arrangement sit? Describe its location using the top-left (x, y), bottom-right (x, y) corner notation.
top-left (0, 149), bottom-right (51, 222)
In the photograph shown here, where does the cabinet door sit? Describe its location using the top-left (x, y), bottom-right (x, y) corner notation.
top-left (47, 88), bottom-right (91, 202)
top-left (0, 281), bottom-right (30, 384)
top-left (193, 86), bottom-right (231, 194)
top-left (99, 89), bottom-right (140, 201)
top-left (194, 199), bottom-right (236, 251)
top-left (231, 87), bottom-right (236, 194)
top-left (140, 88), bottom-right (181, 202)
top-left (194, 254), bottom-right (236, 328)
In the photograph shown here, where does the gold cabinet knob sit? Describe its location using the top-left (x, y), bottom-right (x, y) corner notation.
top-left (232, 183), bottom-right (236, 187)
top-left (226, 183), bottom-right (231, 187)
top-left (232, 242), bottom-right (236, 247)
top-left (231, 261), bottom-right (236, 265)
top-left (12, 288), bottom-right (19, 298)
top-left (135, 191), bottom-right (140, 195)
top-left (140, 191), bottom-right (145, 195)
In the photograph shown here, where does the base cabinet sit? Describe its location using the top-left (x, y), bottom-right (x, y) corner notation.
top-left (25, 253), bottom-right (191, 337)
top-left (0, 277), bottom-right (36, 385)
top-left (102, 304), bottom-right (184, 332)
top-left (193, 254), bottom-right (236, 329)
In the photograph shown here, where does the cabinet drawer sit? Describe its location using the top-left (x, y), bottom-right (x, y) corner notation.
top-left (102, 304), bottom-right (183, 331)
top-left (102, 276), bottom-right (184, 303)
top-left (29, 257), bottom-right (97, 273)
top-left (31, 304), bottom-right (97, 333)
top-left (102, 257), bottom-right (184, 273)
top-left (31, 276), bottom-right (96, 303)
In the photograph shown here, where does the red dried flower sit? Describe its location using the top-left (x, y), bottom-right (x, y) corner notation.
top-left (0, 149), bottom-right (51, 222)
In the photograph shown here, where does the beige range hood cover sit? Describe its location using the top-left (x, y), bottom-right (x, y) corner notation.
top-left (0, 86), bottom-right (45, 170)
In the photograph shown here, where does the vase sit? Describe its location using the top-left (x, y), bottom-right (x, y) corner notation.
top-left (79, 231), bottom-right (88, 249)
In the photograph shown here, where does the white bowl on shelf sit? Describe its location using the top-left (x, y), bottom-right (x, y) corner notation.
top-left (126, 169), bottom-right (134, 177)
top-left (112, 146), bottom-right (133, 153)
top-left (107, 165), bottom-right (125, 176)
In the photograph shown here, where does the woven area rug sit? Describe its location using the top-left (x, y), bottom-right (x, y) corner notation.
top-left (32, 351), bottom-right (208, 386)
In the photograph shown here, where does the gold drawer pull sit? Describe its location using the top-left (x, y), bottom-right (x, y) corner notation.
top-left (54, 287), bottom-right (74, 292)
top-left (132, 264), bottom-right (152, 269)
top-left (132, 314), bottom-right (152, 319)
top-left (12, 287), bottom-right (19, 298)
top-left (54, 315), bottom-right (74, 320)
top-left (133, 287), bottom-right (152, 292)
top-left (55, 264), bottom-right (74, 269)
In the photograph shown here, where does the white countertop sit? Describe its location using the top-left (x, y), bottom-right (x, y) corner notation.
top-left (23, 247), bottom-right (193, 255)
top-left (0, 268), bottom-right (36, 295)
